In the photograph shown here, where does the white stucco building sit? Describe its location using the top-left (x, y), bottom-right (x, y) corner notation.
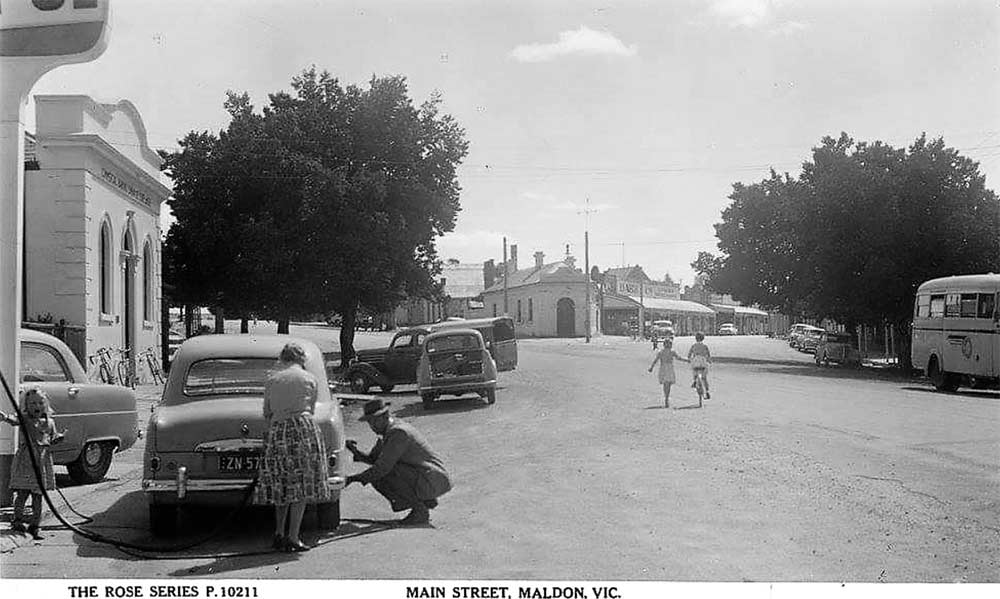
top-left (23, 95), bottom-right (171, 379)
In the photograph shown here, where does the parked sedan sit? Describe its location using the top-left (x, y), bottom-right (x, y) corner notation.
top-left (814, 332), bottom-right (861, 367)
top-left (416, 329), bottom-right (498, 410)
top-left (18, 328), bottom-right (138, 484)
top-left (798, 328), bottom-right (826, 353)
top-left (142, 335), bottom-right (347, 536)
top-left (718, 323), bottom-right (738, 336)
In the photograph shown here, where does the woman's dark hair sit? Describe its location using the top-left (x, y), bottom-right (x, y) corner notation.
top-left (279, 343), bottom-right (308, 367)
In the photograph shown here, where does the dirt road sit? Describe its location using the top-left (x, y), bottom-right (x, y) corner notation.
top-left (2, 333), bottom-right (997, 581)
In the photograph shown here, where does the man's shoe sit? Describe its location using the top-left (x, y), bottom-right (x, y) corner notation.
top-left (285, 539), bottom-right (310, 553)
top-left (27, 525), bottom-right (43, 540)
top-left (398, 508), bottom-right (430, 526)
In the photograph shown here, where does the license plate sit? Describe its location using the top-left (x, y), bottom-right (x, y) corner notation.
top-left (218, 453), bottom-right (261, 473)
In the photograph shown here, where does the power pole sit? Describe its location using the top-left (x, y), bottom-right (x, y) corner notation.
top-left (502, 236), bottom-right (509, 316)
top-left (578, 198), bottom-right (598, 343)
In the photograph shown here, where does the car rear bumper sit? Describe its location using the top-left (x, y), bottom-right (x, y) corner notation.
top-left (419, 379), bottom-right (496, 395)
top-left (143, 472), bottom-right (346, 499)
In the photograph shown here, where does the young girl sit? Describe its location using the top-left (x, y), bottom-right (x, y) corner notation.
top-left (648, 337), bottom-right (687, 408)
top-left (0, 388), bottom-right (65, 540)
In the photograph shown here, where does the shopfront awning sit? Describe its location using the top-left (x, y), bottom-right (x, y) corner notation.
top-left (711, 304), bottom-right (769, 317)
top-left (603, 293), bottom-right (715, 315)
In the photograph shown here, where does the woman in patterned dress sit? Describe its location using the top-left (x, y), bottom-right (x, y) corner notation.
top-left (648, 337), bottom-right (687, 408)
top-left (255, 343), bottom-right (330, 552)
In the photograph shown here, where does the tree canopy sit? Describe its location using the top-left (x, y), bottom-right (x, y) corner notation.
top-left (696, 133), bottom-right (1000, 330)
top-left (163, 68), bottom-right (468, 357)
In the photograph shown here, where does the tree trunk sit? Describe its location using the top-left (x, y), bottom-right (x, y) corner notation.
top-left (240, 317), bottom-right (249, 334)
top-left (339, 307), bottom-right (357, 368)
top-left (277, 318), bottom-right (290, 334)
top-left (184, 304), bottom-right (195, 337)
top-left (894, 320), bottom-right (913, 372)
top-left (214, 309), bottom-right (225, 334)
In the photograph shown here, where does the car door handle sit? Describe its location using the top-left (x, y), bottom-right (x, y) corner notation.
top-left (68, 387), bottom-right (80, 398)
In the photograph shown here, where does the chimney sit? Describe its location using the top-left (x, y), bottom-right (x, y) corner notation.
top-left (565, 255), bottom-right (576, 270)
top-left (483, 259), bottom-right (496, 289)
top-left (534, 251), bottom-right (545, 268)
top-left (510, 244), bottom-right (518, 273)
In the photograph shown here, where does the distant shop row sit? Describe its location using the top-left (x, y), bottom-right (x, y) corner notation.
top-left (394, 245), bottom-right (784, 339)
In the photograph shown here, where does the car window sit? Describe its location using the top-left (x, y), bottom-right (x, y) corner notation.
top-left (390, 334), bottom-right (412, 350)
top-left (493, 319), bottom-right (515, 342)
top-left (426, 334), bottom-right (480, 353)
top-left (20, 343), bottom-right (70, 383)
top-left (183, 358), bottom-right (280, 397)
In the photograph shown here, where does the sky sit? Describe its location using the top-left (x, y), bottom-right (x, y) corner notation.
top-left (27, 0), bottom-right (1000, 287)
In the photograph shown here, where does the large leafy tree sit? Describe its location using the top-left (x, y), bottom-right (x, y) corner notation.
top-left (163, 68), bottom-right (468, 359)
top-left (701, 133), bottom-right (1000, 367)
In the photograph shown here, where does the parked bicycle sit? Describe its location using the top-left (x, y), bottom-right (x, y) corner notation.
top-left (115, 347), bottom-right (137, 389)
top-left (140, 347), bottom-right (165, 385)
top-left (87, 347), bottom-right (116, 385)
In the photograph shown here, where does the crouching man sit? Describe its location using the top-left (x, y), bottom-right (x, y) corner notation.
top-left (345, 399), bottom-right (452, 525)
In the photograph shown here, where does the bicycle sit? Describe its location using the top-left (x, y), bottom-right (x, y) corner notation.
top-left (87, 347), bottom-right (116, 385)
top-left (693, 368), bottom-right (707, 408)
top-left (115, 347), bottom-right (137, 389)
top-left (140, 347), bottom-right (165, 385)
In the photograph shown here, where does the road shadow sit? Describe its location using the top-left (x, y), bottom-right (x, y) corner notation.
top-left (899, 386), bottom-right (1000, 400)
top-left (752, 362), bottom-right (922, 384)
top-left (643, 405), bottom-right (668, 410)
top-left (393, 396), bottom-right (492, 419)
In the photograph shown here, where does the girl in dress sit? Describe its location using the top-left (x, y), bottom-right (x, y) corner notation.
top-left (0, 388), bottom-right (65, 540)
top-left (648, 337), bottom-right (687, 408)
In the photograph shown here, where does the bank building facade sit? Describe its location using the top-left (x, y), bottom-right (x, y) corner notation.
top-left (23, 95), bottom-right (171, 381)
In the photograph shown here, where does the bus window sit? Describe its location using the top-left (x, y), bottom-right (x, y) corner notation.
top-left (929, 295), bottom-right (945, 318)
top-left (945, 294), bottom-right (961, 317)
top-left (960, 294), bottom-right (978, 317)
top-left (493, 318), bottom-right (515, 341)
top-left (915, 295), bottom-right (930, 318)
top-left (979, 293), bottom-right (997, 319)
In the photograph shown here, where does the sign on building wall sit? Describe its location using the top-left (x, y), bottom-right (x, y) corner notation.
top-left (616, 280), bottom-right (680, 300)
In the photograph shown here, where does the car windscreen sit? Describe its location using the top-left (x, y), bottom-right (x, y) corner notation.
top-left (183, 358), bottom-right (280, 397)
top-left (426, 335), bottom-right (480, 353)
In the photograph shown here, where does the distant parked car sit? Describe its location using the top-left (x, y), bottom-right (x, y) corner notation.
top-left (18, 328), bottom-right (139, 484)
top-left (416, 328), bottom-right (498, 410)
top-left (798, 328), bottom-right (826, 353)
top-left (718, 323), bottom-right (738, 336)
top-left (814, 332), bottom-right (861, 367)
top-left (142, 334), bottom-right (346, 536)
top-left (650, 320), bottom-right (675, 339)
top-left (789, 324), bottom-right (823, 349)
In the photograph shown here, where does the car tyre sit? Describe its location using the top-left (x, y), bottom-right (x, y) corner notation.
top-left (349, 373), bottom-right (370, 394)
top-left (149, 504), bottom-right (177, 537)
top-left (67, 440), bottom-right (115, 485)
top-left (421, 393), bottom-right (435, 410)
top-left (485, 388), bottom-right (496, 405)
top-left (316, 500), bottom-right (341, 531)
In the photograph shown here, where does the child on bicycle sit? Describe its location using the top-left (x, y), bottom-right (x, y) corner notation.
top-left (687, 332), bottom-right (712, 399)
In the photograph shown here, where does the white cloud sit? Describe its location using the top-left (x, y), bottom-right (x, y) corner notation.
top-left (703, 0), bottom-right (808, 35)
top-left (510, 26), bottom-right (637, 63)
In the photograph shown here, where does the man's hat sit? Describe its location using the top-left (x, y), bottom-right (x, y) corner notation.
top-left (359, 399), bottom-right (391, 421)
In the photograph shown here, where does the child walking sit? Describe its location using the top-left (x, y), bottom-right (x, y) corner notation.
top-left (648, 337), bottom-right (687, 408)
top-left (0, 388), bottom-right (65, 540)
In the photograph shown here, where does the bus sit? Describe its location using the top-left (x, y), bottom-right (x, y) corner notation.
top-left (911, 274), bottom-right (1000, 391)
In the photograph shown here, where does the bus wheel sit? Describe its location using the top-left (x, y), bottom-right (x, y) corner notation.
top-left (928, 358), bottom-right (959, 392)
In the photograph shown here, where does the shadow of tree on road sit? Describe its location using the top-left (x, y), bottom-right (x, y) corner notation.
top-left (899, 386), bottom-right (1000, 400)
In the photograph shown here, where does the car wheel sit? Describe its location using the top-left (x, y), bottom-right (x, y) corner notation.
top-left (928, 357), bottom-right (959, 392)
top-left (379, 384), bottom-right (395, 394)
top-left (349, 373), bottom-right (370, 394)
top-left (67, 441), bottom-right (115, 484)
top-left (316, 500), bottom-right (340, 531)
top-left (421, 393), bottom-right (435, 410)
top-left (149, 504), bottom-right (177, 536)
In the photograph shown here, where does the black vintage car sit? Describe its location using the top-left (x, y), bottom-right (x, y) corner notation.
top-left (334, 317), bottom-right (518, 394)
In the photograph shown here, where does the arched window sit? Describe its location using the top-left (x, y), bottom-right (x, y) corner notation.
top-left (99, 220), bottom-right (112, 314)
top-left (143, 240), bottom-right (153, 322)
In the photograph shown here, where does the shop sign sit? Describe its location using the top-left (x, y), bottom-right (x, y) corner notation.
top-left (101, 167), bottom-right (151, 207)
top-left (1, 0), bottom-right (108, 57)
top-left (617, 280), bottom-right (680, 300)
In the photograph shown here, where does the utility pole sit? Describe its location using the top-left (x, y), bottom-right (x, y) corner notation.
top-left (578, 198), bottom-right (598, 343)
top-left (502, 236), bottom-right (509, 316)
